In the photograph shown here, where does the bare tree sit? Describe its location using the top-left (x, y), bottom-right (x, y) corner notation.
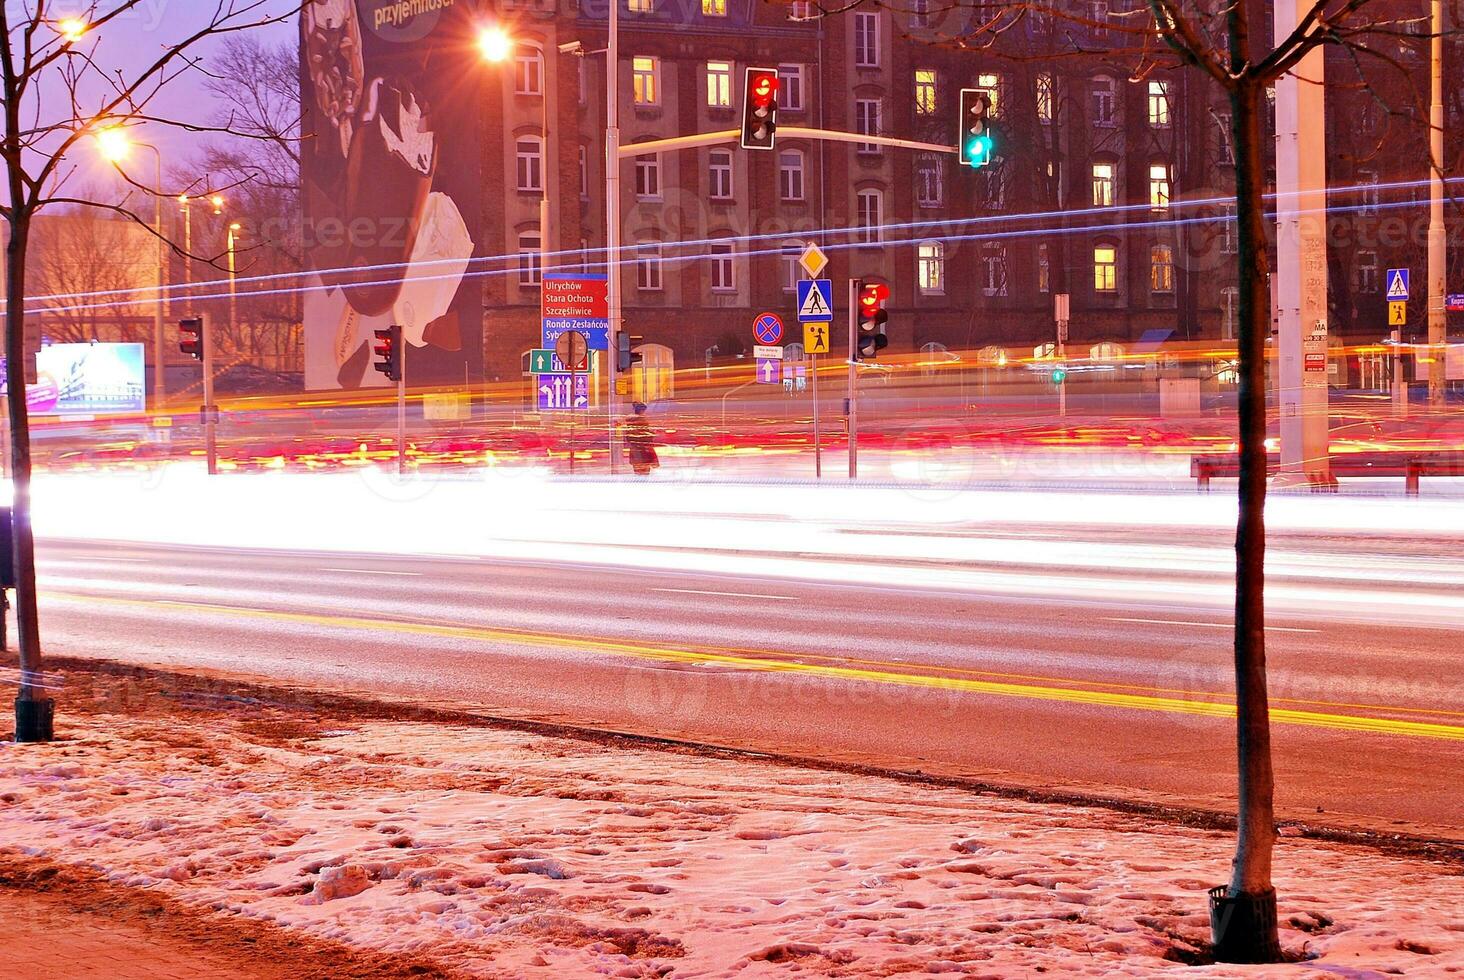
top-left (824, 0), bottom-right (1441, 962)
top-left (22, 202), bottom-right (154, 344)
top-left (2, 1), bottom-right (299, 744)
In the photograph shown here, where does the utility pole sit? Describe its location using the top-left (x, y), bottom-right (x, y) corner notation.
top-left (1427, 0), bottom-right (1447, 408)
top-left (1272, 0), bottom-right (1332, 488)
top-left (151, 148), bottom-right (166, 412)
top-left (604, 0), bottom-right (621, 473)
top-left (397, 347), bottom-right (407, 476)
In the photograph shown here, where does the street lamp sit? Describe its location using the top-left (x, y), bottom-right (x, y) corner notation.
top-left (177, 193), bottom-right (225, 310)
top-left (95, 126), bottom-right (167, 410)
top-left (56, 17), bottom-right (86, 42)
top-left (478, 27), bottom-right (512, 63)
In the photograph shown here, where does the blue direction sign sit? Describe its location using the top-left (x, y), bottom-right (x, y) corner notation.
top-left (1386, 268), bottom-right (1410, 301)
top-left (543, 318), bottom-right (609, 351)
top-left (796, 279), bottom-right (834, 321)
top-left (753, 312), bottom-right (784, 346)
top-left (536, 372), bottom-right (590, 411)
top-left (755, 358), bottom-right (781, 384)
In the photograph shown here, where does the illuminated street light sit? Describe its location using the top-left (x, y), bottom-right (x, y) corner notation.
top-left (94, 127), bottom-right (132, 163)
top-left (478, 27), bottom-right (512, 63)
top-left (57, 17), bottom-right (86, 42)
top-left (210, 194), bottom-right (225, 215)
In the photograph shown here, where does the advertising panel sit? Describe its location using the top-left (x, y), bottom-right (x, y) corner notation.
top-left (300, 0), bottom-right (483, 390)
top-left (17, 343), bottom-right (146, 415)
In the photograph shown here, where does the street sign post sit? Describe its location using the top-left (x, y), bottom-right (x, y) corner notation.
top-left (796, 279), bottom-right (834, 321)
top-left (1386, 268), bottom-right (1410, 301)
top-left (752, 311), bottom-right (784, 346)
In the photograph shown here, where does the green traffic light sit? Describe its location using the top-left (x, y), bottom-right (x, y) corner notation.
top-left (1051, 368), bottom-right (1067, 385)
top-left (964, 134), bottom-right (992, 168)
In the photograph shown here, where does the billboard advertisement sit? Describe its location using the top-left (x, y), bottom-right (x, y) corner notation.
top-left (6, 343), bottom-right (147, 416)
top-left (300, 0), bottom-right (483, 390)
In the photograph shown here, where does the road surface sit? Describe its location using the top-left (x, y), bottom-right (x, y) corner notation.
top-left (31, 530), bottom-right (1463, 842)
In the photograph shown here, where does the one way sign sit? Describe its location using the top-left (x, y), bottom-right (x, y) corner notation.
top-left (1386, 268), bottom-right (1410, 301)
top-left (796, 279), bottom-right (834, 321)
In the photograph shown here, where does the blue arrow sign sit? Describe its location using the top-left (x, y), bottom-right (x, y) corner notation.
top-left (1386, 268), bottom-right (1410, 301)
top-left (796, 279), bottom-right (834, 321)
top-left (536, 372), bottom-right (590, 411)
top-left (755, 358), bottom-right (781, 384)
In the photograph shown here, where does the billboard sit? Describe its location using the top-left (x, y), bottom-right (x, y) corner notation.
top-left (300, 0), bottom-right (483, 390)
top-left (19, 343), bottom-right (147, 416)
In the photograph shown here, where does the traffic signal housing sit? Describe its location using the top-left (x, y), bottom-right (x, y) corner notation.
top-left (1050, 366), bottom-right (1068, 385)
top-left (854, 280), bottom-right (890, 361)
top-left (373, 325), bottom-right (402, 382)
top-left (618, 332), bottom-right (645, 372)
top-left (178, 317), bottom-right (204, 361)
top-left (740, 67), bottom-right (779, 150)
top-left (958, 89), bottom-right (993, 169)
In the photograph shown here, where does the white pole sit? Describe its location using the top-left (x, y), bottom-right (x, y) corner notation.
top-left (605, 0), bottom-right (622, 473)
top-left (847, 280), bottom-right (858, 480)
top-left (152, 149), bottom-right (166, 412)
top-left (1272, 0), bottom-right (1332, 487)
top-left (541, 54), bottom-right (552, 287)
top-left (397, 341), bottom-right (407, 477)
top-left (1427, 0), bottom-right (1446, 408)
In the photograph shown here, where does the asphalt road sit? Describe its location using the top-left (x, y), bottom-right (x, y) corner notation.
top-left (29, 533), bottom-right (1464, 841)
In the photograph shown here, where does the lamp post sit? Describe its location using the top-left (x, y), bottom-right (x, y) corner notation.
top-left (480, 29), bottom-right (553, 292)
top-left (176, 194), bottom-right (223, 312)
top-left (96, 127), bottom-right (167, 411)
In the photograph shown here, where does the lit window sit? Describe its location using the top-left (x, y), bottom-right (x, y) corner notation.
top-left (515, 48), bottom-right (543, 96)
top-left (779, 149), bottom-right (805, 201)
top-left (918, 241), bottom-right (945, 294)
top-left (857, 189), bottom-right (883, 244)
top-left (855, 98), bottom-right (882, 154)
top-left (1037, 243), bottom-right (1051, 293)
top-left (788, 0), bottom-right (814, 19)
top-left (1151, 244), bottom-right (1174, 292)
top-left (1092, 162), bottom-right (1115, 207)
top-left (710, 243), bottom-right (735, 291)
top-left (976, 73), bottom-right (1002, 117)
top-left (516, 137), bottom-right (543, 192)
top-left (628, 0), bottom-right (653, 12)
top-left (1147, 81), bottom-right (1171, 128)
top-left (854, 12), bottom-right (879, 67)
top-left (518, 233), bottom-right (541, 286)
top-left (1036, 73), bottom-right (1054, 122)
top-left (632, 56), bottom-right (658, 105)
top-left (703, 0), bottom-right (726, 14)
top-left (778, 65), bottom-right (805, 111)
top-left (914, 69), bottom-right (938, 116)
top-left (1094, 244), bottom-right (1118, 292)
top-left (1149, 163), bottom-right (1171, 211)
top-left (1092, 75), bottom-right (1116, 125)
top-left (708, 149), bottom-right (733, 199)
top-left (637, 242), bottom-right (663, 290)
top-left (706, 61), bottom-right (732, 107)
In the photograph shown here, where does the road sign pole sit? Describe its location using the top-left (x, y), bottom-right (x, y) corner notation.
top-left (202, 313), bottom-right (217, 476)
top-left (847, 278), bottom-right (858, 480)
top-left (813, 353), bottom-right (821, 479)
top-left (1392, 327), bottom-right (1409, 418)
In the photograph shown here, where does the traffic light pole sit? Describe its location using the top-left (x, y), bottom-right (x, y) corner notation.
top-left (202, 315), bottom-right (217, 476)
top-left (397, 355), bottom-right (407, 476)
top-left (604, 0), bottom-right (622, 475)
top-left (847, 279), bottom-right (859, 480)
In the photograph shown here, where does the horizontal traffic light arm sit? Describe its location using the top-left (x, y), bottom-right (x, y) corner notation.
top-left (618, 126), bottom-right (958, 158)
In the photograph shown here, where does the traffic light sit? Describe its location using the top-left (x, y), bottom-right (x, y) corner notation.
top-left (1050, 366), bottom-right (1068, 385)
top-left (178, 317), bottom-right (204, 361)
top-left (740, 67), bottom-right (779, 150)
top-left (958, 89), bottom-right (993, 169)
top-left (854, 281), bottom-right (890, 361)
top-left (618, 332), bottom-right (644, 372)
top-left (373, 325), bottom-right (402, 382)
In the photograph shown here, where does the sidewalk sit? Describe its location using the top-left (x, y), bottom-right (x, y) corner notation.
top-left (3, 663), bottom-right (1462, 977)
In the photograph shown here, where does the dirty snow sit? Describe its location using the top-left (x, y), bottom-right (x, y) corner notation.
top-left (1, 691), bottom-right (1461, 977)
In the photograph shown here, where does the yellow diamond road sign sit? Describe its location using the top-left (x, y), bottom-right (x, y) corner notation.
top-left (799, 242), bottom-right (828, 279)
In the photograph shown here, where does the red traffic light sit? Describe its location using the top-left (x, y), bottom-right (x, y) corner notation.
top-left (373, 325), bottom-right (402, 382)
top-left (859, 283), bottom-right (890, 309)
top-left (750, 71), bottom-right (778, 108)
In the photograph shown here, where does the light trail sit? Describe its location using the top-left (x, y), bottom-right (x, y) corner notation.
top-left (41, 590), bottom-right (1464, 742)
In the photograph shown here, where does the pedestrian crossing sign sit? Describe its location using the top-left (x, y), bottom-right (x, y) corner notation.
top-left (797, 279), bottom-right (834, 321)
top-left (1386, 268), bottom-right (1409, 301)
top-left (803, 320), bottom-right (831, 353)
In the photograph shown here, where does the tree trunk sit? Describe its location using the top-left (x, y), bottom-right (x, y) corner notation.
top-left (1210, 80), bottom-right (1282, 963)
top-left (4, 208), bottom-right (51, 742)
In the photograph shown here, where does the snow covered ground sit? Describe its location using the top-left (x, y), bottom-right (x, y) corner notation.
top-left (2, 670), bottom-right (1461, 977)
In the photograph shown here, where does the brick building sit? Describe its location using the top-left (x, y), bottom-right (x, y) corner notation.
top-left (474, 0), bottom-right (1460, 380)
